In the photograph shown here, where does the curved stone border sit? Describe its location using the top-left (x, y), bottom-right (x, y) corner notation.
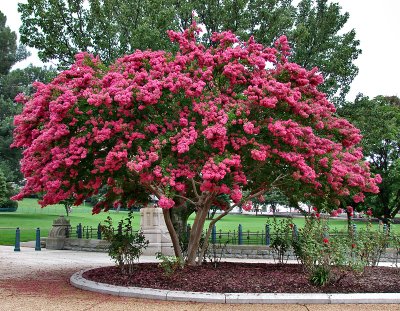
top-left (71, 269), bottom-right (400, 304)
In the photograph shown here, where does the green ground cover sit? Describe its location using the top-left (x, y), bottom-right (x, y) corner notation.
top-left (0, 198), bottom-right (398, 245)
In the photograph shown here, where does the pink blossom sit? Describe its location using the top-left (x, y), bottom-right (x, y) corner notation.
top-left (352, 192), bottom-right (365, 203)
top-left (158, 196), bottom-right (175, 209)
top-left (242, 201), bottom-right (252, 211)
top-left (347, 206), bottom-right (354, 217)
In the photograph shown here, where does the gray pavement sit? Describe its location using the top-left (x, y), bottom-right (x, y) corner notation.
top-left (0, 246), bottom-right (399, 310)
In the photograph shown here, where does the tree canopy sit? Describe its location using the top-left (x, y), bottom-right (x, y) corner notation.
top-left (0, 10), bottom-right (34, 183)
top-left (0, 10), bottom-right (29, 75)
top-left (13, 26), bottom-right (379, 264)
top-left (0, 65), bottom-right (57, 183)
top-left (338, 95), bottom-right (400, 223)
top-left (18, 0), bottom-right (360, 103)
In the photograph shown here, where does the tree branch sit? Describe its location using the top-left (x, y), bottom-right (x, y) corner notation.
top-left (174, 194), bottom-right (197, 206)
top-left (198, 173), bottom-right (288, 260)
top-left (190, 178), bottom-right (200, 199)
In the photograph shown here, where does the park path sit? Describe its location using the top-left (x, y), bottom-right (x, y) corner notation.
top-left (0, 246), bottom-right (399, 311)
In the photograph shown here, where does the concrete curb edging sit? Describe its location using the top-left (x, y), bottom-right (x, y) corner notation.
top-left (70, 269), bottom-right (400, 304)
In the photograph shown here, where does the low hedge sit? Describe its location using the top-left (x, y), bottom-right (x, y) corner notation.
top-left (0, 199), bottom-right (18, 210)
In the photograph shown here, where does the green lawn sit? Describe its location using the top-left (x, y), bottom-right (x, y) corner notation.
top-left (0, 198), bottom-right (398, 245)
top-left (190, 213), bottom-right (398, 233)
top-left (0, 198), bottom-right (138, 245)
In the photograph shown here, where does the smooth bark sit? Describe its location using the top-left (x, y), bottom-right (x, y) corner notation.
top-left (186, 206), bottom-right (210, 265)
top-left (162, 208), bottom-right (182, 258)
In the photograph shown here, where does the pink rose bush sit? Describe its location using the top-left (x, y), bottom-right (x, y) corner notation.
top-left (12, 24), bottom-right (380, 263)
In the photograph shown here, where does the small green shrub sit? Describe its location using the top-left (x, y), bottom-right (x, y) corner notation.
top-left (354, 223), bottom-right (389, 267)
top-left (292, 216), bottom-right (336, 286)
top-left (101, 211), bottom-right (149, 275)
top-left (267, 217), bottom-right (294, 264)
top-left (310, 266), bottom-right (331, 286)
top-left (156, 253), bottom-right (184, 276)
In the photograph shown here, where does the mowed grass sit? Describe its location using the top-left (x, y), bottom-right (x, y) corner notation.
top-left (0, 198), bottom-right (138, 245)
top-left (0, 198), bottom-right (398, 245)
top-left (192, 213), bottom-right (399, 234)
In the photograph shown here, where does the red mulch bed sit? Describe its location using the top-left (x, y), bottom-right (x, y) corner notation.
top-left (83, 262), bottom-right (400, 293)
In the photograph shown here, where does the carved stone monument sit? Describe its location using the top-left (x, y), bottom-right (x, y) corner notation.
top-left (140, 206), bottom-right (174, 256)
top-left (46, 215), bottom-right (70, 250)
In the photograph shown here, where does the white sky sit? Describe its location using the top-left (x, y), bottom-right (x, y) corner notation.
top-left (0, 0), bottom-right (399, 101)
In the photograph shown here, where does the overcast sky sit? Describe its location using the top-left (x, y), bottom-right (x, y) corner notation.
top-left (1, 0), bottom-right (399, 102)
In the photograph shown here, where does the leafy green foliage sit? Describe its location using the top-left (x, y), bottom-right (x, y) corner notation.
top-left (338, 95), bottom-right (400, 223)
top-left (292, 215), bottom-right (394, 286)
top-left (101, 212), bottom-right (148, 274)
top-left (0, 65), bottom-right (57, 100)
top-left (0, 66), bottom-right (57, 184)
top-left (286, 0), bottom-right (360, 103)
top-left (0, 168), bottom-right (18, 209)
top-left (156, 253), bottom-right (184, 276)
top-left (309, 265), bottom-right (331, 286)
top-left (354, 222), bottom-right (389, 267)
top-left (0, 96), bottom-right (22, 182)
top-left (18, 0), bottom-right (360, 100)
top-left (18, 0), bottom-right (176, 67)
top-left (0, 11), bottom-right (30, 75)
top-left (267, 217), bottom-right (294, 263)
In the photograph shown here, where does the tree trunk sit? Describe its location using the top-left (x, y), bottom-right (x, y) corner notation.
top-left (170, 204), bottom-right (194, 253)
top-left (186, 206), bottom-right (210, 265)
top-left (162, 209), bottom-right (182, 258)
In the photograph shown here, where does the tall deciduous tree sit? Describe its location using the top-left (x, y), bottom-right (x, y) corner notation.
top-left (13, 26), bottom-right (379, 265)
top-left (0, 10), bottom-right (29, 75)
top-left (338, 95), bottom-right (400, 224)
top-left (0, 66), bottom-right (57, 184)
top-left (286, 0), bottom-right (361, 104)
top-left (0, 65), bottom-right (57, 100)
top-left (18, 0), bottom-right (177, 66)
top-left (18, 0), bottom-right (360, 102)
top-left (0, 96), bottom-right (22, 182)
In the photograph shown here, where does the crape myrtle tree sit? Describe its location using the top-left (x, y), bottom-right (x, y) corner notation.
top-left (12, 26), bottom-right (380, 265)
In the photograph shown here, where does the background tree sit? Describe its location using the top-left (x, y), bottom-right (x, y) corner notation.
top-left (19, 0), bottom-right (360, 102)
top-left (286, 0), bottom-right (360, 104)
top-left (0, 167), bottom-right (19, 209)
top-left (12, 27), bottom-right (379, 265)
top-left (0, 66), bottom-right (57, 184)
top-left (0, 96), bottom-right (22, 182)
top-left (0, 65), bottom-right (57, 100)
top-left (0, 11), bottom-right (29, 75)
top-left (0, 10), bottom-right (48, 184)
top-left (338, 95), bottom-right (400, 224)
top-left (251, 189), bottom-right (291, 215)
top-left (18, 0), bottom-right (177, 67)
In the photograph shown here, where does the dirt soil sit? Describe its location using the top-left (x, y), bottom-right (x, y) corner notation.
top-left (84, 262), bottom-right (400, 293)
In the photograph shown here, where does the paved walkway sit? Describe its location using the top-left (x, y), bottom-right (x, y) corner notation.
top-left (0, 246), bottom-right (399, 310)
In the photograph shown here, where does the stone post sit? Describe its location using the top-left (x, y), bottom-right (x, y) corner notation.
top-left (140, 206), bottom-right (174, 256)
top-left (46, 216), bottom-right (70, 250)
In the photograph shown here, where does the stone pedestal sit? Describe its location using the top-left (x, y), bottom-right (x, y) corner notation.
top-left (140, 207), bottom-right (174, 256)
top-left (46, 216), bottom-right (70, 250)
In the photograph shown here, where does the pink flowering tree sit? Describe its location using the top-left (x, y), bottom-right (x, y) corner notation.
top-left (12, 25), bottom-right (380, 265)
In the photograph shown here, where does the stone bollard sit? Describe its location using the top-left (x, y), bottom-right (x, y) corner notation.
top-left (140, 206), bottom-right (174, 256)
top-left (46, 216), bottom-right (71, 250)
